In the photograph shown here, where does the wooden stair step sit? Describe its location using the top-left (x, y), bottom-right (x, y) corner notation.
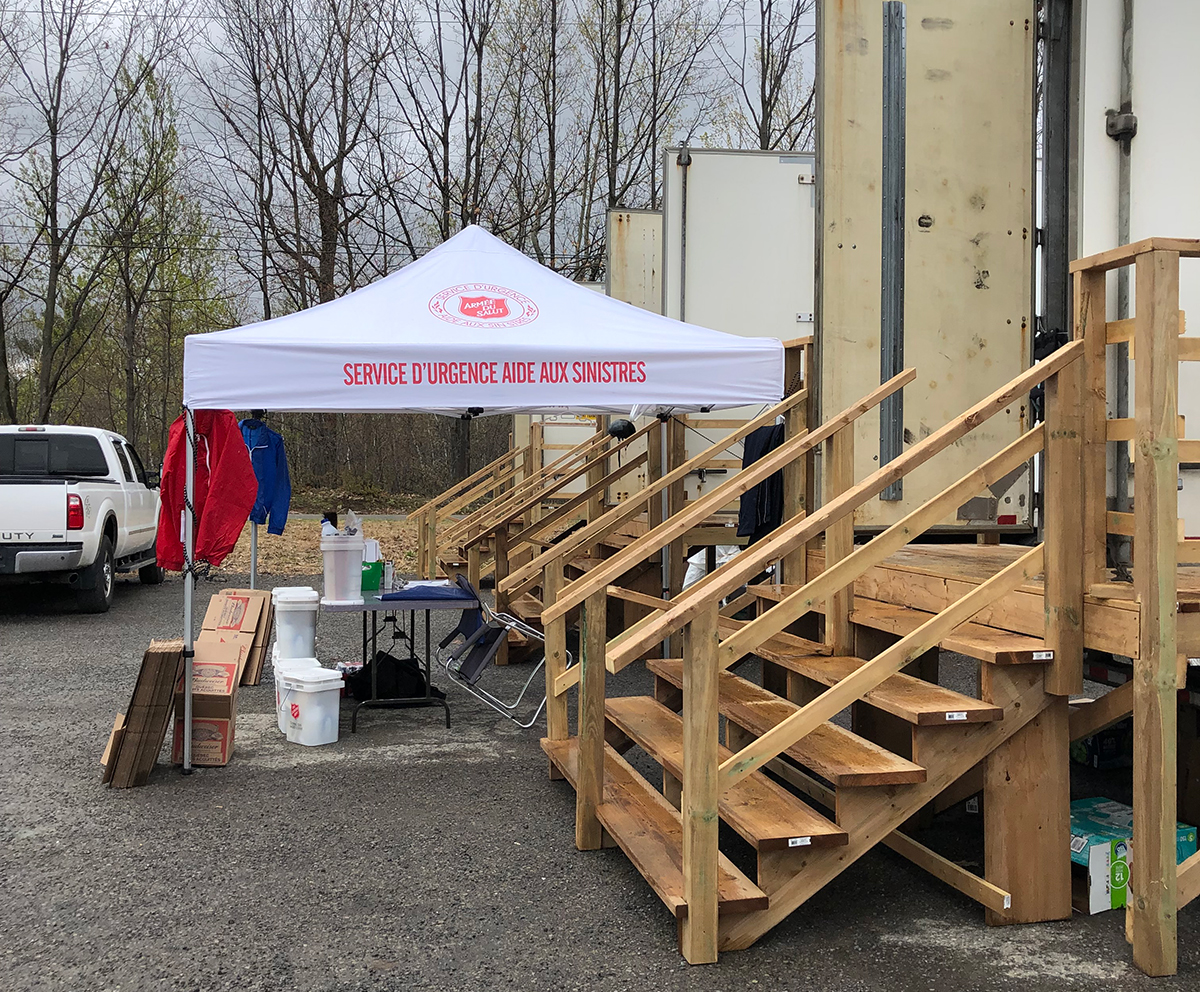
top-left (718, 616), bottom-right (831, 656)
top-left (598, 532), bottom-right (638, 549)
top-left (508, 593), bottom-right (544, 622)
top-left (850, 599), bottom-right (1051, 665)
top-left (748, 586), bottom-right (1051, 665)
top-left (605, 695), bottom-right (848, 851)
top-left (648, 659), bottom-right (926, 787)
top-left (541, 737), bottom-right (769, 918)
top-left (748, 638), bottom-right (1004, 726)
top-left (568, 556), bottom-right (604, 572)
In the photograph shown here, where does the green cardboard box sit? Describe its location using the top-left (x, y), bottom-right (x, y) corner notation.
top-left (1070, 798), bottom-right (1198, 914)
top-left (361, 559), bottom-right (383, 592)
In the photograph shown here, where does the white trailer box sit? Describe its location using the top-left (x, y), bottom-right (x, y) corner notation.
top-left (661, 149), bottom-right (816, 501)
top-left (817, 2), bottom-right (1036, 531)
top-left (1074, 0), bottom-right (1200, 537)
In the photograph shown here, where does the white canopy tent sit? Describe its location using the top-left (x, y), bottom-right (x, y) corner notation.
top-left (183, 225), bottom-right (782, 416)
top-left (176, 225), bottom-right (785, 770)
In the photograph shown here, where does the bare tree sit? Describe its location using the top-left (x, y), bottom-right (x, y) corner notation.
top-left (0, 0), bottom-right (181, 422)
top-left (716, 0), bottom-right (815, 150)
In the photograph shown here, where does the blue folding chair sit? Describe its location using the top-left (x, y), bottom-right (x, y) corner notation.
top-left (437, 575), bottom-right (572, 729)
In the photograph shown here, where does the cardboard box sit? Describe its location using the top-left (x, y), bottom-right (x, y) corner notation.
top-left (218, 588), bottom-right (274, 686)
top-left (172, 635), bottom-right (247, 767)
top-left (105, 639), bottom-right (184, 788)
top-left (1070, 798), bottom-right (1198, 914)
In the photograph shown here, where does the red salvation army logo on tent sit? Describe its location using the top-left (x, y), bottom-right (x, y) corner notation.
top-left (429, 283), bottom-right (538, 328)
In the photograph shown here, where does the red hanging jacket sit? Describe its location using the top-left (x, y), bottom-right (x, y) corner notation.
top-left (157, 410), bottom-right (259, 571)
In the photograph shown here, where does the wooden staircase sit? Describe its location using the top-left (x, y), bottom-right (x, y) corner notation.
top-left (534, 341), bottom-right (1088, 963)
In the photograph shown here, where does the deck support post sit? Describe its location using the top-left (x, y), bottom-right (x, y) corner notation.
top-left (1131, 249), bottom-right (1180, 977)
top-left (1075, 267), bottom-right (1109, 586)
top-left (823, 424), bottom-right (855, 653)
top-left (1044, 354), bottom-right (1085, 696)
top-left (575, 590), bottom-right (607, 851)
top-left (543, 559), bottom-right (567, 780)
top-left (982, 668), bottom-right (1071, 925)
top-left (680, 600), bottom-right (720, 964)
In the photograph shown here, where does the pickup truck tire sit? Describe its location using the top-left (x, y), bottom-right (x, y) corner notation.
top-left (77, 535), bottom-right (115, 613)
top-left (139, 561), bottom-right (164, 585)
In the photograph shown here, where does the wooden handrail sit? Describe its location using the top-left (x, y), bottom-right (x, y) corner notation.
top-left (1069, 236), bottom-right (1200, 273)
top-left (718, 425), bottom-right (1046, 668)
top-left (500, 387), bottom-right (813, 600)
top-left (435, 457), bottom-right (527, 523)
top-left (410, 444), bottom-right (525, 520)
top-left (608, 340), bottom-right (1083, 668)
top-left (439, 427), bottom-right (612, 547)
top-left (716, 544), bottom-right (1045, 792)
top-left (541, 369), bottom-right (915, 626)
top-left (510, 450), bottom-right (649, 549)
top-left (458, 419), bottom-right (658, 552)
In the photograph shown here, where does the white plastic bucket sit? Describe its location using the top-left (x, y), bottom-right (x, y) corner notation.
top-left (272, 647), bottom-right (322, 733)
top-left (280, 667), bottom-right (344, 746)
top-left (272, 586), bottom-right (320, 659)
top-left (321, 535), bottom-right (365, 605)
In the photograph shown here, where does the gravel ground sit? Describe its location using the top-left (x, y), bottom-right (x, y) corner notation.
top-left (2, 572), bottom-right (1198, 992)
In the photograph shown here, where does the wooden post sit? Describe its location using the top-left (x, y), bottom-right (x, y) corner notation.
top-left (1075, 267), bottom-right (1109, 586)
top-left (586, 417), bottom-right (609, 554)
top-left (1131, 249), bottom-right (1180, 977)
top-left (575, 590), bottom-right (607, 851)
top-left (423, 511), bottom-right (437, 580)
top-left (680, 600), bottom-right (720, 964)
top-left (416, 510), bottom-right (428, 580)
top-left (493, 526), bottom-right (510, 666)
top-left (667, 416), bottom-right (688, 590)
top-left (823, 424), bottom-right (854, 653)
top-left (647, 418), bottom-right (665, 532)
top-left (543, 559), bottom-right (567, 780)
top-left (983, 668), bottom-right (1072, 925)
top-left (1044, 354), bottom-right (1085, 696)
top-left (782, 342), bottom-right (810, 586)
top-left (467, 541), bottom-right (481, 592)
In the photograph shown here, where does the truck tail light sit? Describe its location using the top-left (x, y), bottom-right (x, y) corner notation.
top-left (67, 494), bottom-right (84, 530)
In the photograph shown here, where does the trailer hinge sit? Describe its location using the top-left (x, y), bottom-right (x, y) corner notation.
top-left (1105, 109), bottom-right (1138, 142)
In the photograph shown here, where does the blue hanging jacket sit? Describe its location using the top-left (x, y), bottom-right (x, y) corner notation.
top-left (239, 419), bottom-right (292, 535)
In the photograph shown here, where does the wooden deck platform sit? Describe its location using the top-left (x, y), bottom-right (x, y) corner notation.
top-left (786, 543), bottom-right (1200, 661)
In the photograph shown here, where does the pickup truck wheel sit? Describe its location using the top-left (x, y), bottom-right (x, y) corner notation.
top-left (139, 561), bottom-right (164, 585)
top-left (77, 536), bottom-right (115, 613)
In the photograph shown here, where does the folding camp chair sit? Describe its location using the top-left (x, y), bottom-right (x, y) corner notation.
top-left (437, 575), bottom-right (572, 729)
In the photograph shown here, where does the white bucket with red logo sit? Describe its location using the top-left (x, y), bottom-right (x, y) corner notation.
top-left (273, 646), bottom-right (321, 733)
top-left (280, 667), bottom-right (344, 746)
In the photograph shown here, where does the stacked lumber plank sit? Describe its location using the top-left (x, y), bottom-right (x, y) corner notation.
top-left (101, 639), bottom-right (184, 788)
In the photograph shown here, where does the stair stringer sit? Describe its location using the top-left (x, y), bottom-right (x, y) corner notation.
top-left (718, 664), bottom-right (1052, 951)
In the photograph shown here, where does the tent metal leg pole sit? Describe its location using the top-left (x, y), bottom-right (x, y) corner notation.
top-left (182, 407), bottom-right (196, 774)
top-left (250, 521), bottom-right (258, 590)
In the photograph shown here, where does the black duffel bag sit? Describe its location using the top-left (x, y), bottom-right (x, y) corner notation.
top-left (345, 650), bottom-right (446, 702)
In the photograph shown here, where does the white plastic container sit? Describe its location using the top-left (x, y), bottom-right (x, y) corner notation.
top-left (272, 646), bottom-right (322, 733)
top-left (280, 667), bottom-right (344, 746)
top-left (272, 586), bottom-right (320, 659)
top-left (321, 535), bottom-right (365, 605)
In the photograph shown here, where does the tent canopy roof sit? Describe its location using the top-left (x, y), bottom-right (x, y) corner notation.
top-left (182, 225), bottom-right (783, 415)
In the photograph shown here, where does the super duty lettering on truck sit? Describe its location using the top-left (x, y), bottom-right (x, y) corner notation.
top-left (0, 426), bottom-right (164, 612)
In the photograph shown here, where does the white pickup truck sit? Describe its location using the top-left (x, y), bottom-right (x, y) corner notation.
top-left (0, 425), bottom-right (162, 612)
